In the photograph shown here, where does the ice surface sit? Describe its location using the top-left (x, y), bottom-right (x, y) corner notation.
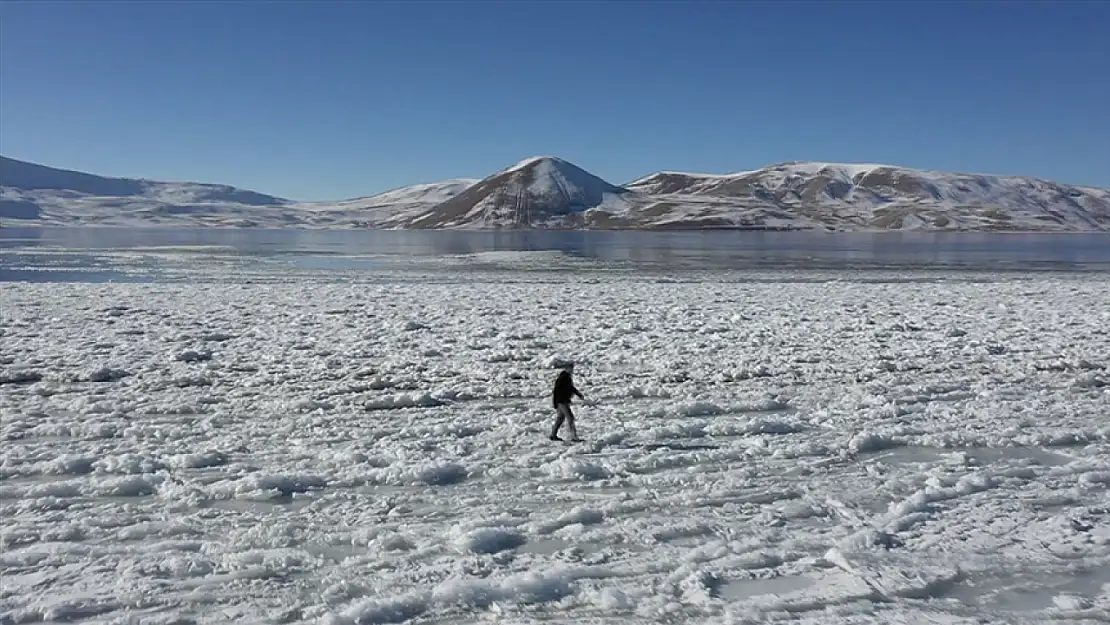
top-left (2, 265), bottom-right (1110, 624)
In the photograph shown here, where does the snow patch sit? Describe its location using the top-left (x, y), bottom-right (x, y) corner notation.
top-left (450, 526), bottom-right (526, 554)
top-left (327, 568), bottom-right (577, 624)
top-left (212, 474), bottom-right (327, 499)
top-left (166, 450), bottom-right (229, 469)
top-left (849, 431), bottom-right (905, 454)
top-left (534, 506), bottom-right (606, 534)
top-left (545, 457), bottom-right (614, 481)
top-left (365, 392), bottom-right (444, 410)
top-left (87, 367), bottom-right (130, 382)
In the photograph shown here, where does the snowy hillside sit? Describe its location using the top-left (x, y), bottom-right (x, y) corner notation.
top-left (407, 157), bottom-right (635, 229)
top-left (625, 162), bottom-right (1110, 231)
top-left (0, 156), bottom-right (477, 229)
top-left (2, 154), bottom-right (1108, 231)
top-left (0, 156), bottom-right (298, 228)
top-left (295, 179), bottom-right (479, 228)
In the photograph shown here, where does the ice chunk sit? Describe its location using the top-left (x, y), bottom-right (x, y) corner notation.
top-left (451, 526), bottom-right (526, 554)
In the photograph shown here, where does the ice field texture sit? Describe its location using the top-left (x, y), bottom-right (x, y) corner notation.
top-left (2, 258), bottom-right (1110, 624)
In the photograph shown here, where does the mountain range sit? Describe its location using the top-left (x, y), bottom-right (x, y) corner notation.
top-left (2, 155), bottom-right (1108, 231)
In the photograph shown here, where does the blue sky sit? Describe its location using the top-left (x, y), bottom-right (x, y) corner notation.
top-left (1, 1), bottom-right (1107, 201)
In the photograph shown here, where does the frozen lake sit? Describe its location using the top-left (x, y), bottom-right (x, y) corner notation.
top-left (3, 227), bottom-right (1110, 282)
top-left (2, 227), bottom-right (1109, 624)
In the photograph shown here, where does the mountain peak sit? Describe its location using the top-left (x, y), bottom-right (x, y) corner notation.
top-left (505, 155), bottom-right (570, 172)
top-left (407, 156), bottom-right (630, 228)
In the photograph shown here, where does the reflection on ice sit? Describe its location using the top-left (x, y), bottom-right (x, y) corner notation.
top-left (865, 446), bottom-right (951, 466)
top-left (863, 445), bottom-right (1073, 468)
top-left (4, 228), bottom-right (1110, 282)
top-left (948, 565), bottom-right (1110, 612)
top-left (961, 446), bottom-right (1073, 467)
top-left (720, 573), bottom-right (816, 600)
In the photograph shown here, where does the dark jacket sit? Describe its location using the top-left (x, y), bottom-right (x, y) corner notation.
top-left (552, 371), bottom-right (583, 407)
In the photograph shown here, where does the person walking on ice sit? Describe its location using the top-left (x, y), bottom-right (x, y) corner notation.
top-left (550, 364), bottom-right (585, 442)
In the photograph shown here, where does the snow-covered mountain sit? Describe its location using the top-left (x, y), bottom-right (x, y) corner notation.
top-left (407, 157), bottom-right (634, 229)
top-left (0, 156), bottom-right (298, 227)
top-left (0, 156), bottom-right (474, 229)
top-left (296, 179), bottom-right (479, 228)
top-left (2, 155), bottom-right (1108, 231)
top-left (624, 162), bottom-right (1110, 231)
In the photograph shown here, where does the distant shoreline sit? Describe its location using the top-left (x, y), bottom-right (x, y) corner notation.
top-left (4, 222), bottom-right (1109, 234)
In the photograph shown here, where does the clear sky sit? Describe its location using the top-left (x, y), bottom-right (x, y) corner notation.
top-left (1, 0), bottom-right (1107, 201)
